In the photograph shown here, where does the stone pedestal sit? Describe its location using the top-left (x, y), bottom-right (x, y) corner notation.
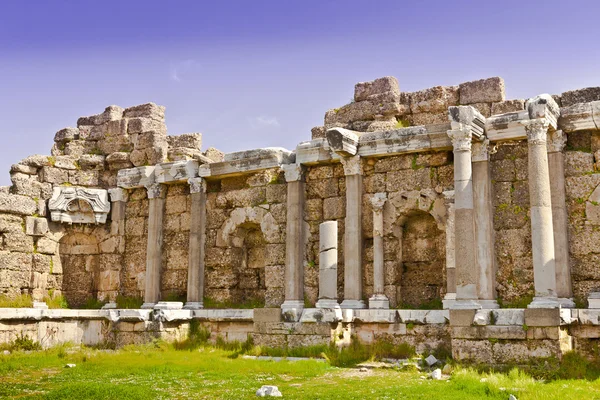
top-left (141, 183), bottom-right (166, 309)
top-left (316, 221), bottom-right (339, 309)
top-left (340, 156), bottom-right (366, 309)
top-left (524, 119), bottom-right (559, 309)
top-left (472, 140), bottom-right (499, 309)
top-left (547, 130), bottom-right (575, 308)
top-left (281, 165), bottom-right (306, 317)
top-left (369, 193), bottom-right (389, 309)
top-left (185, 178), bottom-right (207, 310)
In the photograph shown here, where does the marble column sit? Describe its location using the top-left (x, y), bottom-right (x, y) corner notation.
top-left (184, 178), bottom-right (207, 310)
top-left (547, 130), bottom-right (574, 307)
top-left (316, 221), bottom-right (339, 308)
top-left (141, 183), bottom-right (166, 309)
top-left (340, 155), bottom-right (366, 309)
top-left (442, 198), bottom-right (456, 309)
top-left (447, 106), bottom-right (484, 309)
top-left (281, 164), bottom-right (306, 315)
top-left (369, 193), bottom-right (389, 309)
top-left (472, 139), bottom-right (499, 309)
top-left (105, 188), bottom-right (128, 307)
top-left (524, 119), bottom-right (559, 308)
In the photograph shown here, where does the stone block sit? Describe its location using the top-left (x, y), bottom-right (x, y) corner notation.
top-left (491, 99), bottom-right (525, 115)
top-left (449, 309), bottom-right (476, 326)
top-left (117, 166), bottom-right (155, 189)
top-left (324, 98), bottom-right (402, 127)
top-left (0, 194), bottom-right (37, 216)
top-left (524, 308), bottom-right (560, 327)
top-left (253, 308), bottom-right (282, 323)
top-left (167, 133), bottom-right (202, 150)
top-left (561, 87), bottom-right (600, 107)
top-left (123, 103), bottom-right (165, 121)
top-left (54, 127), bottom-right (79, 143)
top-left (492, 309), bottom-right (525, 326)
top-left (311, 126), bottom-right (327, 140)
top-left (459, 77), bottom-right (505, 104)
top-left (354, 76), bottom-right (400, 102)
top-left (39, 167), bottom-right (68, 184)
top-left (203, 147), bottom-right (224, 162)
top-left (323, 197), bottom-right (345, 220)
top-left (565, 151), bottom-right (594, 176)
top-left (410, 85), bottom-right (459, 113)
top-left (25, 217), bottom-right (48, 236)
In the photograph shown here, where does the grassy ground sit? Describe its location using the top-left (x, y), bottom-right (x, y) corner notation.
top-left (1, 344), bottom-right (600, 399)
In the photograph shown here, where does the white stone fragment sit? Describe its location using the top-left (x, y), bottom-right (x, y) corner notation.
top-left (430, 369), bottom-right (442, 380)
top-left (578, 310), bottom-right (600, 325)
top-left (65, 364), bottom-right (76, 368)
top-left (473, 310), bottom-right (491, 326)
top-left (256, 385), bottom-right (282, 397)
top-left (425, 355), bottom-right (438, 366)
top-left (300, 308), bottom-right (342, 323)
top-left (492, 309), bottom-right (525, 326)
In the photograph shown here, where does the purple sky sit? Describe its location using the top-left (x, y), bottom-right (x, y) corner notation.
top-left (1, 0), bottom-right (599, 185)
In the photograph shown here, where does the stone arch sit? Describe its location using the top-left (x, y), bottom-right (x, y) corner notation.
top-left (211, 206), bottom-right (285, 307)
top-left (384, 189), bottom-right (448, 308)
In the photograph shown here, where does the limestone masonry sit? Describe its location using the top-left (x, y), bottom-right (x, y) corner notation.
top-left (2, 76), bottom-right (600, 362)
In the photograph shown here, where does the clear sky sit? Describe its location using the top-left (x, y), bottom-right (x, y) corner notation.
top-left (1, 0), bottom-right (599, 186)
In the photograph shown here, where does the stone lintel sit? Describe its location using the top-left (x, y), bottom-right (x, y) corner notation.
top-left (558, 101), bottom-right (600, 133)
top-left (198, 147), bottom-right (294, 178)
top-left (358, 124), bottom-right (452, 157)
top-left (326, 127), bottom-right (359, 156)
top-left (295, 139), bottom-right (340, 165)
top-left (526, 94), bottom-right (560, 130)
top-left (155, 160), bottom-right (199, 184)
top-left (117, 166), bottom-right (156, 189)
top-left (485, 110), bottom-right (529, 142)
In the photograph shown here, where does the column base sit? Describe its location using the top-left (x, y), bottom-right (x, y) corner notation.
top-left (478, 300), bottom-right (500, 309)
top-left (558, 298), bottom-right (576, 308)
top-left (141, 302), bottom-right (156, 309)
top-left (154, 301), bottom-right (183, 310)
top-left (316, 299), bottom-right (339, 309)
top-left (450, 299), bottom-right (482, 310)
top-left (340, 299), bottom-right (367, 309)
top-left (369, 294), bottom-right (389, 309)
top-left (442, 293), bottom-right (456, 309)
top-left (528, 296), bottom-right (561, 309)
top-left (281, 300), bottom-right (304, 322)
top-left (183, 301), bottom-right (204, 310)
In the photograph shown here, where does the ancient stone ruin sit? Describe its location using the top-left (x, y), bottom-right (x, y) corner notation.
top-left (1, 76), bottom-right (600, 363)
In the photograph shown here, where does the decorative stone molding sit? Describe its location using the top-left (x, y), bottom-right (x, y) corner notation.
top-left (547, 130), bottom-right (567, 153)
top-left (145, 183), bottom-right (166, 199)
top-left (199, 147), bottom-right (294, 178)
top-left (188, 177), bottom-right (206, 194)
top-left (340, 155), bottom-right (363, 176)
top-left (523, 119), bottom-right (551, 145)
top-left (155, 160), bottom-right (199, 184)
top-left (117, 166), bottom-right (156, 189)
top-left (526, 94), bottom-right (560, 129)
top-left (49, 186), bottom-right (110, 224)
top-left (108, 188), bottom-right (128, 202)
top-left (282, 164), bottom-right (305, 182)
top-left (471, 139), bottom-right (491, 162)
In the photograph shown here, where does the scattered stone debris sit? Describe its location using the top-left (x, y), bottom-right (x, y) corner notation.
top-left (64, 364), bottom-right (76, 368)
top-left (359, 367), bottom-right (368, 372)
top-left (256, 385), bottom-right (282, 397)
top-left (509, 395), bottom-right (518, 400)
top-left (425, 355), bottom-right (438, 366)
top-left (441, 364), bottom-right (453, 375)
top-left (3, 350), bottom-right (10, 355)
top-left (430, 369), bottom-right (442, 380)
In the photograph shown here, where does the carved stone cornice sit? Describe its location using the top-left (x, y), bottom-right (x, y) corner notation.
top-left (145, 183), bottom-right (167, 199)
top-left (546, 130), bottom-right (567, 153)
top-left (188, 177), bottom-right (206, 194)
top-left (282, 164), bottom-right (306, 182)
top-left (340, 155), bottom-right (363, 176)
top-left (49, 186), bottom-right (110, 224)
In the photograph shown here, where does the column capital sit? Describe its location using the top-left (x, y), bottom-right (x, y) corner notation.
top-left (448, 106), bottom-right (486, 153)
top-left (145, 183), bottom-right (166, 199)
top-left (526, 94), bottom-right (560, 129)
top-left (523, 118), bottom-right (551, 145)
top-left (108, 187), bottom-right (128, 202)
top-left (188, 177), bottom-right (206, 194)
top-left (547, 130), bottom-right (567, 153)
top-left (340, 155), bottom-right (363, 176)
top-left (471, 139), bottom-right (494, 162)
top-left (282, 164), bottom-right (306, 182)
top-left (370, 192), bottom-right (387, 213)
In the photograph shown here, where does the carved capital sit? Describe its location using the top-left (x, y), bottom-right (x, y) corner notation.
top-left (108, 188), bottom-right (128, 202)
top-left (546, 130), bottom-right (567, 153)
top-left (371, 192), bottom-right (387, 213)
top-left (471, 139), bottom-right (490, 162)
top-left (188, 177), bottom-right (206, 194)
top-left (282, 164), bottom-right (305, 182)
top-left (447, 128), bottom-right (472, 152)
top-left (145, 183), bottom-right (166, 199)
top-left (523, 118), bottom-right (550, 145)
top-left (340, 155), bottom-right (363, 176)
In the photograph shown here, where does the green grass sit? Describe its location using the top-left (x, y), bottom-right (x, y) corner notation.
top-left (115, 295), bottom-right (144, 309)
top-left (0, 293), bottom-right (33, 308)
top-left (1, 344), bottom-right (600, 399)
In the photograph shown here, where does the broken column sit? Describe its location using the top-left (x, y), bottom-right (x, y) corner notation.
top-left (369, 193), bottom-right (389, 309)
top-left (281, 164), bottom-right (306, 317)
top-left (141, 183), bottom-right (166, 309)
top-left (447, 106), bottom-right (485, 309)
top-left (524, 94), bottom-right (561, 308)
top-left (316, 221), bottom-right (339, 308)
top-left (471, 139), bottom-right (499, 309)
top-left (184, 177), bottom-right (207, 310)
top-left (546, 130), bottom-right (574, 308)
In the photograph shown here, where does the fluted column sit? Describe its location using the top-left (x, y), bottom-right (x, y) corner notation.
top-left (340, 155), bottom-right (366, 309)
top-left (448, 106), bottom-right (485, 309)
top-left (369, 193), bottom-right (389, 309)
top-left (281, 164), bottom-right (306, 316)
top-left (184, 178), bottom-right (207, 310)
top-left (141, 183), bottom-right (166, 309)
top-left (472, 139), bottom-right (499, 309)
top-left (524, 119), bottom-right (559, 308)
top-left (547, 130), bottom-right (574, 308)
